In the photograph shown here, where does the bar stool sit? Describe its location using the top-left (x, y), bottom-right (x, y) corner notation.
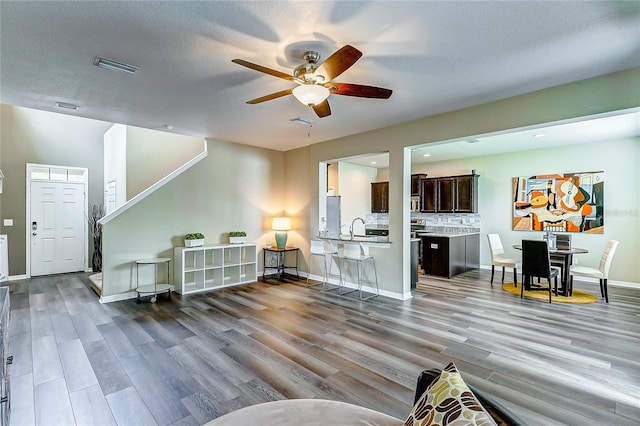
top-left (338, 243), bottom-right (379, 300)
top-left (307, 240), bottom-right (338, 290)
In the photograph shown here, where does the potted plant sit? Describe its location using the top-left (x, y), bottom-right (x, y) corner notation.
top-left (185, 232), bottom-right (205, 247)
top-left (229, 231), bottom-right (247, 244)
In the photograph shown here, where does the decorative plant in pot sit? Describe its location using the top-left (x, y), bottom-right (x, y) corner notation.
top-left (87, 204), bottom-right (105, 272)
top-left (229, 231), bottom-right (247, 244)
top-left (185, 233), bottom-right (205, 247)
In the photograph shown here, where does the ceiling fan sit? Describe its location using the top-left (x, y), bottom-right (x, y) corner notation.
top-left (232, 45), bottom-right (392, 118)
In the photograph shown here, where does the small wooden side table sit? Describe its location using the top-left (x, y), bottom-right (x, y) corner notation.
top-left (262, 246), bottom-right (299, 282)
top-left (135, 257), bottom-right (172, 303)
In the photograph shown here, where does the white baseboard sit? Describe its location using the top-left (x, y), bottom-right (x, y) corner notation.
top-left (305, 272), bottom-right (410, 300)
top-left (99, 286), bottom-right (175, 304)
top-left (8, 274), bottom-right (28, 281)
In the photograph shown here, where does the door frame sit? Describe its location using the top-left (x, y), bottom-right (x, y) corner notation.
top-left (26, 163), bottom-right (89, 278)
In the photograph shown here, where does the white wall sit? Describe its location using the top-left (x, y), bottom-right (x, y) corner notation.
top-left (412, 137), bottom-right (640, 283)
top-left (103, 124), bottom-right (127, 214)
top-left (338, 162), bottom-right (378, 235)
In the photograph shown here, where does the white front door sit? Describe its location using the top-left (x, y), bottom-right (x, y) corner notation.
top-left (29, 165), bottom-right (87, 276)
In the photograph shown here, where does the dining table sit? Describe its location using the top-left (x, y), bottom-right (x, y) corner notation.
top-left (513, 244), bottom-right (588, 296)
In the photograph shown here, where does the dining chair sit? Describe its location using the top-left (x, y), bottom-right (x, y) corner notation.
top-left (521, 240), bottom-right (560, 303)
top-left (569, 240), bottom-right (618, 303)
top-left (549, 233), bottom-right (571, 278)
top-left (487, 234), bottom-right (521, 287)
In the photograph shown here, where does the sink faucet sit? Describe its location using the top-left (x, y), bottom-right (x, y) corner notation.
top-left (350, 217), bottom-right (366, 240)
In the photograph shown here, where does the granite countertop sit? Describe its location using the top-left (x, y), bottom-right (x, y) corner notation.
top-left (415, 230), bottom-right (480, 238)
top-left (317, 233), bottom-right (390, 243)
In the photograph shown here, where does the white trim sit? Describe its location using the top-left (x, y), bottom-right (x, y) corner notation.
top-left (8, 274), bottom-right (28, 281)
top-left (99, 287), bottom-right (175, 304)
top-left (26, 163), bottom-right (89, 278)
top-left (304, 272), bottom-right (410, 300)
top-left (99, 139), bottom-right (208, 226)
top-left (99, 291), bottom-right (138, 304)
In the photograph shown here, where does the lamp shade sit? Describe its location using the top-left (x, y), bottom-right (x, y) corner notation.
top-left (292, 84), bottom-right (330, 106)
top-left (272, 217), bottom-right (291, 231)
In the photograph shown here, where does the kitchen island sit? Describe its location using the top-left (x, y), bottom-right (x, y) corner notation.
top-left (417, 230), bottom-right (479, 278)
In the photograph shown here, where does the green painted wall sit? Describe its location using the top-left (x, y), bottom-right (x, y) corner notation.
top-left (100, 139), bottom-right (285, 297)
top-left (411, 137), bottom-right (640, 283)
top-left (286, 67), bottom-right (640, 296)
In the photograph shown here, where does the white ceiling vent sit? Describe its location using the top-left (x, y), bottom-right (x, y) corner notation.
top-left (93, 56), bottom-right (139, 74)
top-left (290, 117), bottom-right (315, 126)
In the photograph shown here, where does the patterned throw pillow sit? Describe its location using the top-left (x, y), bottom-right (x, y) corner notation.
top-left (404, 363), bottom-right (497, 426)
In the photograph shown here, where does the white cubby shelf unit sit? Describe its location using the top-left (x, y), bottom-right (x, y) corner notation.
top-left (174, 243), bottom-right (257, 295)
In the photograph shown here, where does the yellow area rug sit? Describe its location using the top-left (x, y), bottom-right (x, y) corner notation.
top-left (502, 282), bottom-right (598, 304)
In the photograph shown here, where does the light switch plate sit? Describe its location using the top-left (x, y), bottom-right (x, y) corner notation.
top-left (2, 219), bottom-right (13, 226)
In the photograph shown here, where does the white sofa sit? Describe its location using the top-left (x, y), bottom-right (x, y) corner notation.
top-left (205, 399), bottom-right (402, 426)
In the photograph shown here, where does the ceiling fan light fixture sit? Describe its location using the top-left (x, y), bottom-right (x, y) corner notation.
top-left (292, 84), bottom-right (330, 106)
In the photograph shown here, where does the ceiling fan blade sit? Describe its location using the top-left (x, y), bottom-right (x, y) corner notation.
top-left (316, 45), bottom-right (362, 81)
top-left (232, 59), bottom-right (294, 81)
top-left (326, 82), bottom-right (392, 99)
top-left (312, 100), bottom-right (331, 118)
top-left (246, 89), bottom-right (293, 104)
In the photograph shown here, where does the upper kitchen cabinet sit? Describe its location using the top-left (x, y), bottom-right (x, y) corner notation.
top-left (420, 174), bottom-right (478, 213)
top-left (371, 181), bottom-right (389, 213)
top-left (419, 178), bottom-right (438, 213)
top-left (411, 173), bottom-right (427, 196)
top-left (454, 174), bottom-right (478, 213)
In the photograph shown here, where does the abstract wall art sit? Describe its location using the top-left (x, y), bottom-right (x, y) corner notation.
top-left (512, 171), bottom-right (604, 233)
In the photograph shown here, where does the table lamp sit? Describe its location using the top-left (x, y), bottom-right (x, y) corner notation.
top-left (272, 217), bottom-right (291, 249)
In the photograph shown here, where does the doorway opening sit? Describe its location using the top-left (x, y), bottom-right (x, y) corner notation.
top-left (26, 163), bottom-right (88, 277)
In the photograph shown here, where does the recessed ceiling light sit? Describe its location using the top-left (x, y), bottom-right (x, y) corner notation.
top-left (94, 56), bottom-right (139, 74)
top-left (533, 133), bottom-right (545, 138)
top-left (164, 124), bottom-right (174, 130)
top-left (55, 102), bottom-right (78, 110)
top-left (423, 153), bottom-right (431, 157)
top-left (371, 161), bottom-right (377, 165)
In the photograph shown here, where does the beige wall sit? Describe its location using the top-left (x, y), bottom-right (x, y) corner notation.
top-left (286, 67), bottom-right (640, 297)
top-left (411, 137), bottom-right (640, 283)
top-left (2, 68), bottom-right (638, 292)
top-left (126, 126), bottom-right (203, 200)
top-left (0, 105), bottom-right (110, 275)
top-left (101, 139), bottom-right (285, 297)
top-left (0, 105), bottom-right (211, 277)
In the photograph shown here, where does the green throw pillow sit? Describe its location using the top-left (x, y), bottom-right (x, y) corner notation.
top-left (404, 362), bottom-right (497, 426)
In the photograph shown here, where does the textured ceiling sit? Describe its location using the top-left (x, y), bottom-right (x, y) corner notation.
top-left (1, 1), bottom-right (639, 151)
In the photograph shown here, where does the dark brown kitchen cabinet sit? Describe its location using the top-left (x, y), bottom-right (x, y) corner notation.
top-left (411, 174), bottom-right (427, 196)
top-left (421, 234), bottom-right (479, 278)
top-left (454, 174), bottom-right (478, 213)
top-left (419, 178), bottom-right (438, 213)
top-left (437, 178), bottom-right (455, 212)
top-left (419, 174), bottom-right (478, 213)
top-left (371, 182), bottom-right (389, 213)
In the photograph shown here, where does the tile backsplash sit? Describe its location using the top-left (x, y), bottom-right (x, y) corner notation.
top-left (365, 212), bottom-right (481, 232)
top-left (412, 212), bottom-right (481, 233)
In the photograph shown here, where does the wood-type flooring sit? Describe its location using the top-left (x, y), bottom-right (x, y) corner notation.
top-left (6, 270), bottom-right (640, 425)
